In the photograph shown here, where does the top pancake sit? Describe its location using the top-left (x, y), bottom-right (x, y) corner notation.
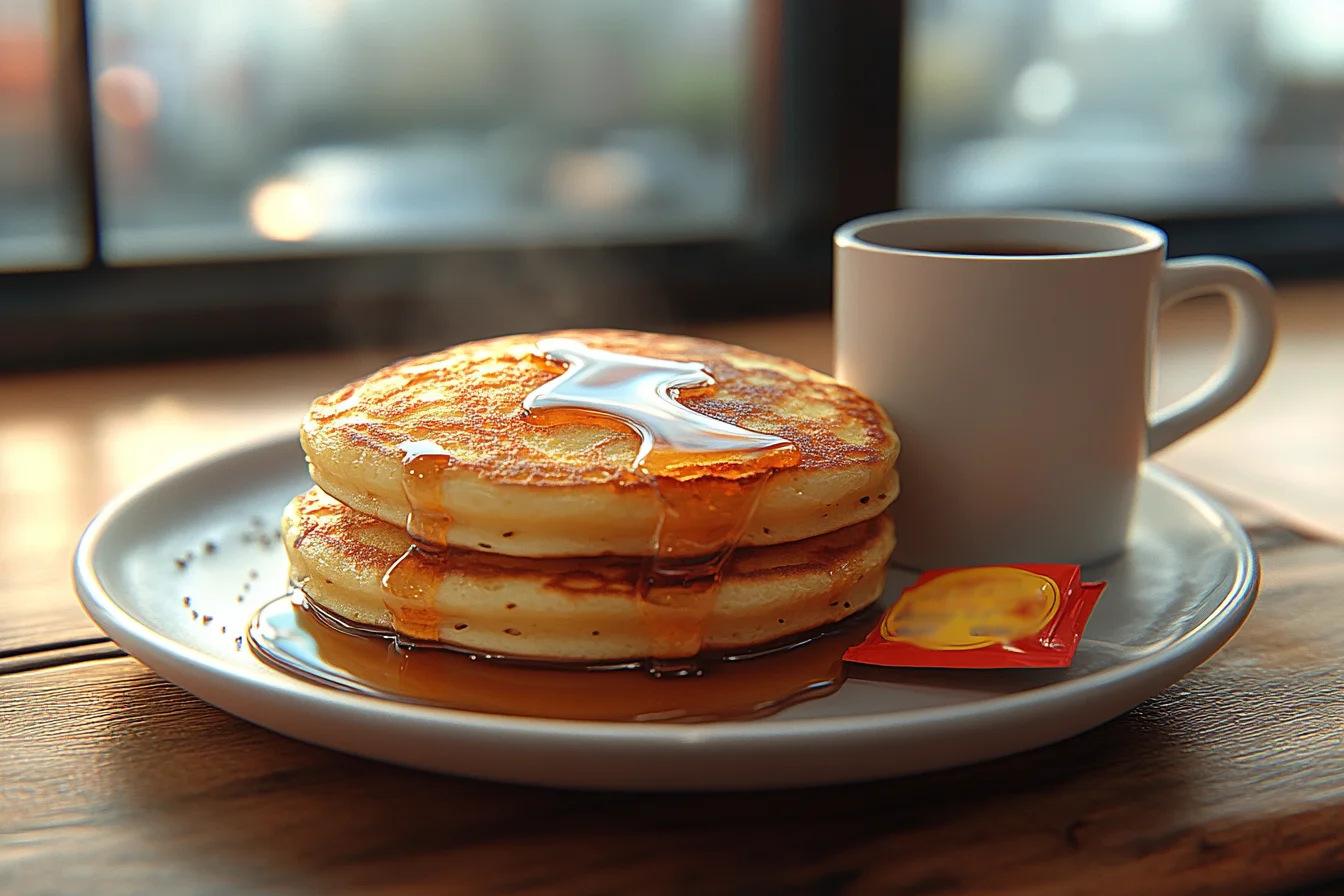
top-left (302, 329), bottom-right (899, 557)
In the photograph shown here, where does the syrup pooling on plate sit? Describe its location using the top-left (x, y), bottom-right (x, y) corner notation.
top-left (523, 338), bottom-right (801, 664)
top-left (248, 593), bottom-right (875, 722)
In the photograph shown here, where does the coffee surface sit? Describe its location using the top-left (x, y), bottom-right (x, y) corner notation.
top-left (917, 242), bottom-right (1085, 256)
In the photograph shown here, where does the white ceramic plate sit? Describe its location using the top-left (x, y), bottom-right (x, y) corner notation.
top-left (74, 436), bottom-right (1258, 791)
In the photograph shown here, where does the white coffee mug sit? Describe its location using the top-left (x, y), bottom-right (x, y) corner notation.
top-left (834, 210), bottom-right (1276, 569)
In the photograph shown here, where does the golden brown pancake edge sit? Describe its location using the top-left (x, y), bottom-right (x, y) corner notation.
top-left (284, 486), bottom-right (896, 662)
top-left (301, 329), bottom-right (900, 557)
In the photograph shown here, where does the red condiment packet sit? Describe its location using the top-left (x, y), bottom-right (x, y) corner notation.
top-left (843, 564), bottom-right (1105, 670)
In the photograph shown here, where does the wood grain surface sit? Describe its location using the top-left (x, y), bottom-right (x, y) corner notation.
top-left (0, 350), bottom-right (396, 653)
top-left (3, 527), bottom-right (1341, 895)
top-left (3, 284), bottom-right (1344, 894)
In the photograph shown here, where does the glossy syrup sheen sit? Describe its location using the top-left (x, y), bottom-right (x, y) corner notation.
top-left (527, 337), bottom-right (801, 664)
top-left (249, 594), bottom-right (873, 722)
top-left (378, 337), bottom-right (802, 663)
top-left (522, 337), bottom-right (800, 475)
top-left (381, 441), bottom-right (457, 642)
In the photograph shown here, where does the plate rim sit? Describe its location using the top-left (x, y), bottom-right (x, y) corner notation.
top-left (73, 434), bottom-right (1260, 749)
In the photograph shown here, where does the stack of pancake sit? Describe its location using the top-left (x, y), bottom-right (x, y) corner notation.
top-left (282, 330), bottom-right (900, 663)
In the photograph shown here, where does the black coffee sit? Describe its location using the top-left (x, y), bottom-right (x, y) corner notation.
top-left (922, 242), bottom-right (1086, 256)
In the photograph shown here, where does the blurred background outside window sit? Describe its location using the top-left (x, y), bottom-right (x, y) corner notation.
top-left (905, 0), bottom-right (1344, 213)
top-left (0, 0), bottom-right (86, 269)
top-left (3, 0), bottom-right (1343, 269)
top-left (88, 0), bottom-right (752, 263)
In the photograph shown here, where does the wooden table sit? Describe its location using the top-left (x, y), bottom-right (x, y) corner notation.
top-left (3, 285), bottom-right (1343, 895)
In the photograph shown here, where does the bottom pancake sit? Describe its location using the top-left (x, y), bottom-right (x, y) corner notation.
top-left (283, 487), bottom-right (895, 662)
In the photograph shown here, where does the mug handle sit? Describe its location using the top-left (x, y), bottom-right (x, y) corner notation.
top-left (1147, 256), bottom-right (1277, 454)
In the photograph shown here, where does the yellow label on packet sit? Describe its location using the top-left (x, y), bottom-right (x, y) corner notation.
top-left (845, 564), bottom-right (1105, 670)
top-left (878, 566), bottom-right (1061, 651)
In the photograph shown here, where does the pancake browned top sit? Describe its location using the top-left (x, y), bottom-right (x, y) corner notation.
top-left (302, 330), bottom-right (899, 557)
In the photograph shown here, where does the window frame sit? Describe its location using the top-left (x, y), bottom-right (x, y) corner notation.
top-left (3, 0), bottom-right (1341, 371)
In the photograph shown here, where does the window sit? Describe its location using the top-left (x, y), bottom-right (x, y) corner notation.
top-left (904, 0), bottom-right (1344, 214)
top-left (89, 0), bottom-right (753, 263)
top-left (0, 0), bottom-right (88, 270)
top-left (1, 1), bottom-right (1340, 368)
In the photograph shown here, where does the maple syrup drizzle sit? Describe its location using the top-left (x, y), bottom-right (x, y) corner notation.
top-left (522, 338), bottom-right (801, 666)
top-left (248, 593), bottom-right (876, 722)
top-left (372, 338), bottom-right (802, 666)
top-left (250, 339), bottom-right (881, 720)
top-left (380, 441), bottom-right (456, 641)
top-left (522, 338), bottom-right (797, 475)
